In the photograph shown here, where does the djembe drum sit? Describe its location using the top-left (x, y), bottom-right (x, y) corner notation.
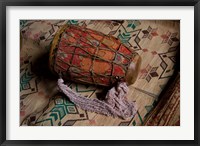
top-left (49, 24), bottom-right (141, 119)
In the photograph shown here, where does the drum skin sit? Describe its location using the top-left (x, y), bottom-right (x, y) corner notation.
top-left (49, 24), bottom-right (141, 86)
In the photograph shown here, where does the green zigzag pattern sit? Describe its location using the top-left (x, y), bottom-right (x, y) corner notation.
top-left (67, 20), bottom-right (79, 25)
top-left (127, 20), bottom-right (141, 30)
top-left (118, 32), bottom-right (131, 44)
top-left (20, 67), bottom-right (35, 91)
top-left (36, 96), bottom-right (77, 126)
top-left (51, 105), bottom-right (67, 120)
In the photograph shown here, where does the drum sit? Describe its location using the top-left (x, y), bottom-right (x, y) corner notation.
top-left (49, 24), bottom-right (141, 86)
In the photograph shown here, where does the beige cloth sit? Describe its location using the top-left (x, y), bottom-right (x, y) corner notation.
top-left (20, 20), bottom-right (179, 126)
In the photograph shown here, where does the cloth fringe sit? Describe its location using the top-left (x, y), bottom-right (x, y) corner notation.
top-left (58, 78), bottom-right (137, 119)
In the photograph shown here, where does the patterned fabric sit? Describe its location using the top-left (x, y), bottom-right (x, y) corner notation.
top-left (50, 24), bottom-right (140, 86)
top-left (20, 20), bottom-right (180, 126)
top-left (143, 73), bottom-right (180, 126)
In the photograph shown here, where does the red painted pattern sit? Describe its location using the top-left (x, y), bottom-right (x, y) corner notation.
top-left (52, 25), bottom-right (136, 86)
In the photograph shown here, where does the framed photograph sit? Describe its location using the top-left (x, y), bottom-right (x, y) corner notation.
top-left (0, 0), bottom-right (199, 145)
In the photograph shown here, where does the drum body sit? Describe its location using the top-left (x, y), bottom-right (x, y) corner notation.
top-left (49, 25), bottom-right (141, 86)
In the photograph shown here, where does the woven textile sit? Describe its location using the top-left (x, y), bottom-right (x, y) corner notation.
top-left (143, 73), bottom-right (180, 126)
top-left (20, 20), bottom-right (180, 126)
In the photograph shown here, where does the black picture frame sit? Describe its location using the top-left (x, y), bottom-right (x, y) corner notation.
top-left (0, 0), bottom-right (199, 145)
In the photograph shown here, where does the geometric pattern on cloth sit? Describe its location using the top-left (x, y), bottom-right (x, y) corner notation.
top-left (143, 72), bottom-right (180, 126)
top-left (20, 20), bottom-right (180, 126)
